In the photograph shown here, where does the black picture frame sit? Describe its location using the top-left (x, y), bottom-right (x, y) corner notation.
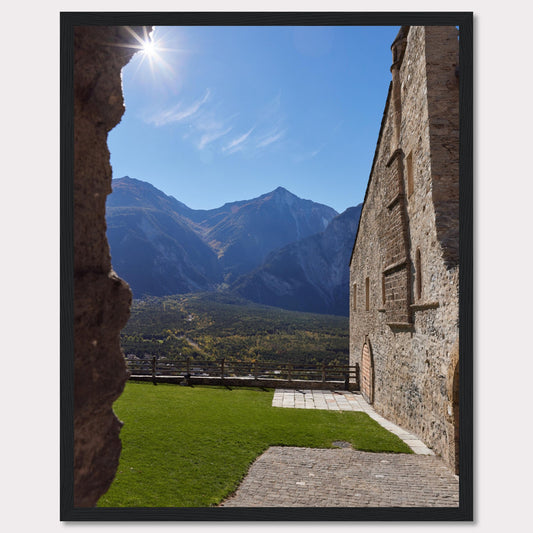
top-left (60, 11), bottom-right (473, 521)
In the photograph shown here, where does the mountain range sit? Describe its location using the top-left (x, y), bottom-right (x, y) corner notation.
top-left (232, 205), bottom-right (362, 316)
top-left (106, 176), bottom-right (361, 316)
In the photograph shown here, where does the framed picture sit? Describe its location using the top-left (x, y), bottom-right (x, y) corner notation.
top-left (61, 11), bottom-right (473, 521)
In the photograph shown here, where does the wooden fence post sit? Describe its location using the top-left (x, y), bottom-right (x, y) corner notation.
top-left (344, 367), bottom-right (350, 391)
top-left (151, 355), bottom-right (157, 386)
top-left (185, 356), bottom-right (191, 385)
top-left (130, 359), bottom-right (361, 391)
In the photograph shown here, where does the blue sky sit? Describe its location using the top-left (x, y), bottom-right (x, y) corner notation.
top-left (109, 25), bottom-right (400, 213)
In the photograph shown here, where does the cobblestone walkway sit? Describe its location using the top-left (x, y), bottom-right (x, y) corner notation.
top-left (220, 389), bottom-right (458, 508)
top-left (272, 389), bottom-right (434, 454)
top-left (221, 447), bottom-right (459, 507)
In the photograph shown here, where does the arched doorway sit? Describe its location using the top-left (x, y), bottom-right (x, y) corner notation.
top-left (361, 338), bottom-right (374, 404)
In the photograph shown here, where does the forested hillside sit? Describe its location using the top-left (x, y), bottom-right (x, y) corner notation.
top-left (121, 293), bottom-right (349, 365)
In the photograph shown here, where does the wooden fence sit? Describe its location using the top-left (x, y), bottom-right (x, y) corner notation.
top-left (126, 357), bottom-right (360, 391)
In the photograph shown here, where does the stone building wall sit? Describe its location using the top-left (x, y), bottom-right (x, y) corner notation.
top-left (349, 26), bottom-right (459, 471)
top-left (73, 26), bottom-right (148, 506)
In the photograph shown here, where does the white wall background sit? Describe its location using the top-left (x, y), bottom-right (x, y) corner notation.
top-left (2, 1), bottom-right (530, 531)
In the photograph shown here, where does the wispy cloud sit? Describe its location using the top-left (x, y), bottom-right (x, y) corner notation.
top-left (149, 89), bottom-right (210, 126)
top-left (223, 127), bottom-right (255, 153)
top-left (294, 143), bottom-right (326, 163)
top-left (256, 129), bottom-right (286, 148)
top-left (145, 89), bottom-right (287, 157)
top-left (197, 126), bottom-right (233, 149)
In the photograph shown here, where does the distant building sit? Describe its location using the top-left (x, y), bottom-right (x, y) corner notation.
top-left (349, 26), bottom-right (459, 473)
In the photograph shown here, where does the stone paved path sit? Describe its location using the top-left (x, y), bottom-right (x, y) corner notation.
top-left (220, 389), bottom-right (458, 508)
top-left (272, 389), bottom-right (434, 454)
top-left (221, 447), bottom-right (459, 507)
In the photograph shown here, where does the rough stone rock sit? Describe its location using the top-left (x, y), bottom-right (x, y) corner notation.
top-left (73, 26), bottom-right (148, 507)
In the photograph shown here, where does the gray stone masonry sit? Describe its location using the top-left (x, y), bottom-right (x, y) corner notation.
top-left (221, 447), bottom-right (458, 507)
top-left (349, 26), bottom-right (460, 472)
top-left (221, 390), bottom-right (457, 507)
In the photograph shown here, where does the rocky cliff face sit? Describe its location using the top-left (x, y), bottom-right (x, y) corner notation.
top-left (73, 26), bottom-right (143, 508)
top-left (107, 207), bottom-right (222, 295)
top-left (107, 177), bottom-right (338, 294)
top-left (107, 177), bottom-right (361, 316)
top-left (204, 186), bottom-right (338, 280)
top-left (232, 205), bottom-right (362, 316)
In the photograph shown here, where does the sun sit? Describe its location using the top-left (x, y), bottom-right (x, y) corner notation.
top-left (119, 26), bottom-right (179, 82)
top-left (142, 38), bottom-right (157, 57)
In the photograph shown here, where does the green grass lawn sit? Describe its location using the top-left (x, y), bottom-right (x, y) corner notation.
top-left (98, 382), bottom-right (412, 507)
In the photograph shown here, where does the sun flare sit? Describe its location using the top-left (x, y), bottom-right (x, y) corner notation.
top-left (142, 39), bottom-right (157, 57)
top-left (118, 26), bottom-right (181, 83)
